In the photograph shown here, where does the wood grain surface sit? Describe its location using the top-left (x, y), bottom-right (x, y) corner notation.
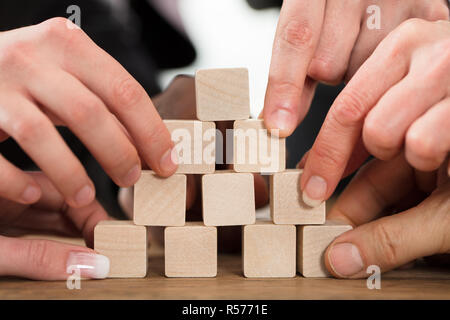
top-left (1, 234), bottom-right (449, 300)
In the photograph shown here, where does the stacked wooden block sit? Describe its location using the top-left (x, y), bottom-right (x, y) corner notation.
top-left (93, 68), bottom-right (352, 279)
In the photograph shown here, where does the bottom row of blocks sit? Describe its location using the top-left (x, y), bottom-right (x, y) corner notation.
top-left (94, 221), bottom-right (352, 278)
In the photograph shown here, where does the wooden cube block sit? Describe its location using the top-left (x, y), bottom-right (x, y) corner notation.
top-left (202, 171), bottom-right (255, 226)
top-left (233, 119), bottom-right (286, 173)
top-left (165, 222), bottom-right (217, 277)
top-left (94, 221), bottom-right (147, 278)
top-left (164, 120), bottom-right (216, 174)
top-left (195, 68), bottom-right (250, 121)
top-left (243, 221), bottom-right (296, 278)
top-left (270, 169), bottom-right (326, 225)
top-left (134, 171), bottom-right (186, 226)
top-left (297, 221), bottom-right (353, 277)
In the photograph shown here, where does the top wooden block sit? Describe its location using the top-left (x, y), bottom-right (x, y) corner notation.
top-left (195, 68), bottom-right (250, 121)
top-left (164, 120), bottom-right (216, 174)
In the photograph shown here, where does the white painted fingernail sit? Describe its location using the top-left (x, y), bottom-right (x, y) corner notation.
top-left (303, 175), bottom-right (327, 207)
top-left (66, 252), bottom-right (110, 279)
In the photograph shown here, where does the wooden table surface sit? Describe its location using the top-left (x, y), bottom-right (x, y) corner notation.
top-left (1, 236), bottom-right (449, 300)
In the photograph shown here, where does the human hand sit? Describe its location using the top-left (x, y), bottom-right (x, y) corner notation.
top-left (323, 155), bottom-right (450, 278)
top-left (300, 19), bottom-right (450, 206)
top-left (0, 18), bottom-right (177, 209)
top-left (0, 172), bottom-right (111, 280)
top-left (263, 0), bottom-right (449, 137)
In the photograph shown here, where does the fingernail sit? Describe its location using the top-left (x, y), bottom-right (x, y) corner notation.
top-left (328, 243), bottom-right (364, 277)
top-left (269, 109), bottom-right (293, 135)
top-left (302, 175), bottom-right (327, 207)
top-left (74, 185), bottom-right (95, 207)
top-left (21, 185), bottom-right (41, 203)
top-left (66, 252), bottom-right (110, 279)
top-left (123, 164), bottom-right (141, 186)
top-left (160, 147), bottom-right (178, 173)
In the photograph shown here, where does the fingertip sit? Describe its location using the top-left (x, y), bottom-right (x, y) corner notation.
top-left (264, 108), bottom-right (296, 138)
top-left (157, 147), bottom-right (178, 177)
top-left (68, 184), bottom-right (96, 208)
top-left (326, 242), bottom-right (364, 278)
top-left (20, 184), bottom-right (42, 204)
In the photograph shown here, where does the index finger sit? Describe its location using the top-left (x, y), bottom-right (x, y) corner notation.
top-left (263, 0), bottom-right (325, 137)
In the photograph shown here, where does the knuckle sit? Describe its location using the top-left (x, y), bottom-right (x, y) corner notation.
top-left (373, 221), bottom-right (400, 268)
top-left (145, 121), bottom-right (167, 143)
top-left (308, 57), bottom-right (345, 84)
top-left (12, 116), bottom-right (49, 144)
top-left (39, 17), bottom-right (71, 40)
top-left (363, 117), bottom-right (398, 157)
top-left (396, 18), bottom-right (424, 39)
top-left (112, 77), bottom-right (145, 110)
top-left (311, 140), bottom-right (343, 171)
top-left (330, 90), bottom-right (368, 127)
top-left (268, 76), bottom-right (303, 97)
top-left (26, 240), bottom-right (52, 271)
top-left (278, 20), bottom-right (315, 51)
top-left (405, 128), bottom-right (440, 160)
top-left (68, 96), bottom-right (104, 124)
top-left (0, 41), bottom-right (32, 67)
top-left (112, 148), bottom-right (138, 172)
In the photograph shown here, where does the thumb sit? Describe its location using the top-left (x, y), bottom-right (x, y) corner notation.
top-left (0, 236), bottom-right (110, 280)
top-left (324, 182), bottom-right (450, 278)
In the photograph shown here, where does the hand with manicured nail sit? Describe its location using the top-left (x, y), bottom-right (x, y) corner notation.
top-left (0, 18), bottom-right (178, 209)
top-left (263, 0), bottom-right (449, 137)
top-left (323, 155), bottom-right (450, 278)
top-left (300, 19), bottom-right (450, 207)
top-left (0, 172), bottom-right (111, 280)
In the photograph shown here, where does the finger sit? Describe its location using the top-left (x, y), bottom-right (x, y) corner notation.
top-left (363, 58), bottom-right (450, 160)
top-left (27, 172), bottom-right (110, 248)
top-left (405, 97), bottom-right (450, 171)
top-left (298, 138), bottom-right (370, 179)
top-left (263, 0), bottom-right (325, 137)
top-left (324, 180), bottom-right (450, 278)
top-left (0, 93), bottom-right (95, 208)
top-left (0, 154), bottom-right (41, 204)
top-left (308, 0), bottom-right (364, 84)
top-left (42, 18), bottom-right (177, 176)
top-left (300, 22), bottom-right (420, 206)
top-left (25, 68), bottom-right (142, 187)
top-left (0, 236), bottom-right (109, 280)
top-left (328, 155), bottom-right (415, 227)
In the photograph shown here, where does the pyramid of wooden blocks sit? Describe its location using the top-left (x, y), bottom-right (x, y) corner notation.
top-left (165, 222), bottom-right (217, 277)
top-left (270, 169), bottom-right (325, 225)
top-left (233, 119), bottom-right (286, 173)
top-left (134, 171), bottom-right (186, 226)
top-left (94, 221), bottom-right (147, 278)
top-left (164, 120), bottom-right (216, 174)
top-left (202, 171), bottom-right (255, 226)
top-left (195, 68), bottom-right (250, 121)
top-left (297, 221), bottom-right (353, 277)
top-left (243, 221), bottom-right (296, 278)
